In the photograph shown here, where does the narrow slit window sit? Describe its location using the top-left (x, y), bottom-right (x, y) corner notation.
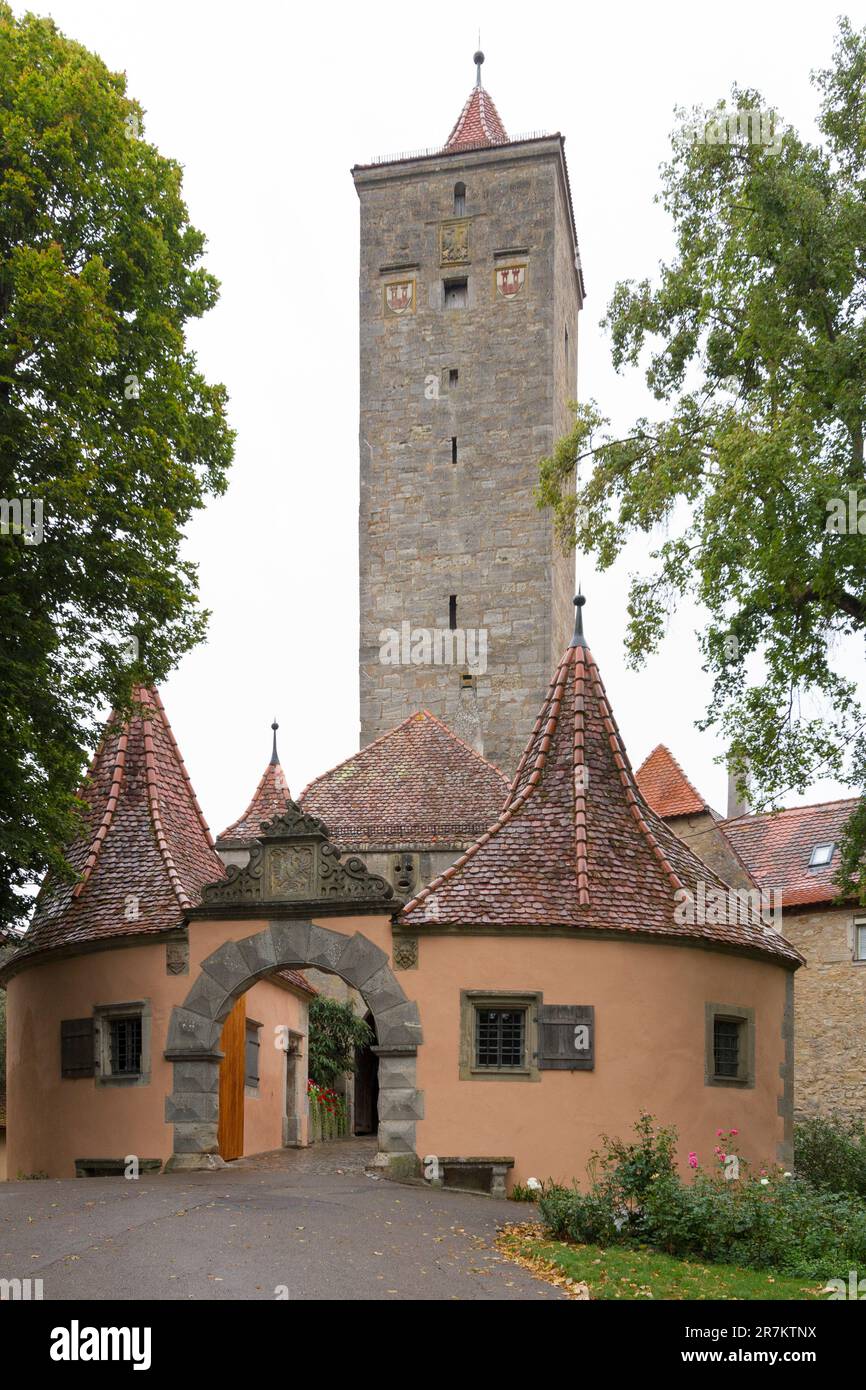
top-left (451, 436), bottom-right (458, 464)
top-left (713, 1018), bottom-right (741, 1079)
top-left (449, 368), bottom-right (459, 387)
top-left (449, 595), bottom-right (457, 630)
top-left (454, 182), bottom-right (466, 216)
top-left (109, 1016), bottom-right (142, 1076)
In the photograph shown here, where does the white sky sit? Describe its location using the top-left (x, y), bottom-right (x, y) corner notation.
top-left (18, 0), bottom-right (866, 834)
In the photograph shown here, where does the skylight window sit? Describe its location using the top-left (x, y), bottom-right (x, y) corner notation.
top-left (809, 842), bottom-right (835, 868)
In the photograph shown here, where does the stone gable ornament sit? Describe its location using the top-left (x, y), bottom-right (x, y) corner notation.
top-left (198, 797), bottom-right (394, 913)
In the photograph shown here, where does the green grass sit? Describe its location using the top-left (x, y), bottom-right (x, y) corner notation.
top-left (497, 1227), bottom-right (826, 1300)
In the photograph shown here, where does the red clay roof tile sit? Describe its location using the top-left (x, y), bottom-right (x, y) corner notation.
top-left (722, 799), bottom-right (859, 908)
top-left (12, 687), bottom-right (227, 964)
top-left (636, 744), bottom-right (709, 818)
top-left (298, 711), bottom-right (509, 848)
top-left (218, 760), bottom-right (291, 843)
top-left (445, 84), bottom-right (508, 151)
top-left (398, 621), bottom-right (801, 966)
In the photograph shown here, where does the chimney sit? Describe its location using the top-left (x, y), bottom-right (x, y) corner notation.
top-left (727, 762), bottom-right (750, 819)
top-left (453, 675), bottom-right (484, 755)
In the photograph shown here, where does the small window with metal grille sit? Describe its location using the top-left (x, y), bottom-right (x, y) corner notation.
top-left (713, 1018), bottom-right (741, 1079)
top-left (109, 1015), bottom-right (142, 1076)
top-left (474, 1008), bottom-right (526, 1070)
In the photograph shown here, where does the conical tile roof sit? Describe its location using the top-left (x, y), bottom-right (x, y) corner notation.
top-left (399, 602), bottom-right (801, 967)
top-left (445, 82), bottom-right (508, 151)
top-left (12, 686), bottom-right (225, 964)
top-left (218, 724), bottom-right (291, 844)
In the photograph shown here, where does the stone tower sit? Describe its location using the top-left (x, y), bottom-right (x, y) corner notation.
top-left (352, 53), bottom-right (584, 778)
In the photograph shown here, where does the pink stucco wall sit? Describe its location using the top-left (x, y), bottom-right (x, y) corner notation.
top-left (5, 909), bottom-right (793, 1188)
top-left (5, 932), bottom-right (309, 1180)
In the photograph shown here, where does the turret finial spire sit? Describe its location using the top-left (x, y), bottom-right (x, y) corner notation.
top-left (569, 592), bottom-right (587, 648)
top-left (473, 47), bottom-right (484, 87)
top-left (270, 718), bottom-right (279, 765)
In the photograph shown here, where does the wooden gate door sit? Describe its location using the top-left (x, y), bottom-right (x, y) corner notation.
top-left (218, 995), bottom-right (245, 1161)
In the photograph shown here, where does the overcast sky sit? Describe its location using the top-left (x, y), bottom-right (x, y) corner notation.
top-left (18, 0), bottom-right (866, 835)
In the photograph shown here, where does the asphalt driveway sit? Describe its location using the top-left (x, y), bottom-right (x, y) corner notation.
top-left (0, 1139), bottom-right (562, 1301)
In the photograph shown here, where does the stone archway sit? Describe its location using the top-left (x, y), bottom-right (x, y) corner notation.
top-left (164, 920), bottom-right (422, 1173)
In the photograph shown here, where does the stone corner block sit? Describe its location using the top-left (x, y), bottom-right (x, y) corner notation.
top-left (165, 1008), bottom-right (222, 1056)
top-left (375, 999), bottom-right (423, 1048)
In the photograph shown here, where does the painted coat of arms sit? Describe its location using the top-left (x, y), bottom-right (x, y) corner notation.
top-left (496, 264), bottom-right (526, 298)
top-left (384, 280), bottom-right (415, 316)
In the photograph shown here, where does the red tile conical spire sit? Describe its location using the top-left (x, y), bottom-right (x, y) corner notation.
top-left (399, 599), bottom-right (801, 966)
top-left (444, 50), bottom-right (508, 151)
top-left (218, 720), bottom-right (291, 843)
top-left (17, 686), bottom-right (225, 961)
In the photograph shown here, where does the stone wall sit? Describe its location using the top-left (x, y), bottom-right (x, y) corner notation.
top-left (665, 812), bottom-right (755, 892)
top-left (354, 139), bottom-right (582, 778)
top-left (781, 905), bottom-right (866, 1118)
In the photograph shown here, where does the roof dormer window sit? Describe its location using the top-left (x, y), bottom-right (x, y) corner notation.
top-left (809, 842), bottom-right (835, 867)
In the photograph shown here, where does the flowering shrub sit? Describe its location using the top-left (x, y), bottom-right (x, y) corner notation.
top-left (538, 1112), bottom-right (866, 1279)
top-left (307, 1079), bottom-right (348, 1142)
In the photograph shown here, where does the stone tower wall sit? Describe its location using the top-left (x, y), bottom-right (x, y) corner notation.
top-left (354, 138), bottom-right (581, 778)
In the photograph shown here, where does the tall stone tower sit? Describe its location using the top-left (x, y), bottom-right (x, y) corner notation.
top-left (353, 53), bottom-right (584, 778)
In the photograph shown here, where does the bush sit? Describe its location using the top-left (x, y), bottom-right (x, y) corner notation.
top-left (794, 1113), bottom-right (866, 1198)
top-left (538, 1112), bottom-right (866, 1280)
top-left (539, 1184), bottom-right (622, 1245)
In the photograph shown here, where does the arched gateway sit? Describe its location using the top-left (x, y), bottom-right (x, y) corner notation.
top-left (165, 804), bottom-right (422, 1173)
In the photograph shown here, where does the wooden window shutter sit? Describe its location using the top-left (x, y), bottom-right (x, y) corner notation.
top-left (244, 1023), bottom-right (261, 1088)
top-left (61, 1018), bottom-right (95, 1078)
top-left (539, 1005), bottom-right (594, 1071)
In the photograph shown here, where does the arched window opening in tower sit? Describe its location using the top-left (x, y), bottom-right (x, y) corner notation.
top-left (454, 182), bottom-right (466, 215)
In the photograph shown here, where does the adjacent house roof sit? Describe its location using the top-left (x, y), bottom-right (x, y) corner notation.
top-left (218, 722), bottom-right (291, 844)
top-left (299, 711), bottom-right (510, 849)
top-left (723, 799), bottom-right (859, 909)
top-left (399, 601), bottom-right (801, 967)
top-left (636, 744), bottom-right (710, 818)
top-left (7, 687), bottom-right (227, 968)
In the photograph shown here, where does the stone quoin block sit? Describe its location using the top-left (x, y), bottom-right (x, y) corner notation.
top-left (375, 999), bottom-right (423, 1048)
top-left (165, 1007), bottom-right (222, 1056)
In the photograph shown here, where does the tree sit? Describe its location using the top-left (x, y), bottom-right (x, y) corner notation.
top-left (538, 18), bottom-right (866, 898)
top-left (307, 997), bottom-right (374, 1089)
top-left (0, 5), bottom-right (234, 927)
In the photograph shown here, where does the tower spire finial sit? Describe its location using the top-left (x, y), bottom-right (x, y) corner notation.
top-left (569, 591), bottom-right (587, 648)
top-left (473, 45), bottom-right (484, 87)
top-left (270, 718), bottom-right (279, 765)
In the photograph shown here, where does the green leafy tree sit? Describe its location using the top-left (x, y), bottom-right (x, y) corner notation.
top-left (307, 997), bottom-right (374, 1089)
top-left (0, 5), bottom-right (234, 927)
top-left (538, 18), bottom-right (866, 896)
